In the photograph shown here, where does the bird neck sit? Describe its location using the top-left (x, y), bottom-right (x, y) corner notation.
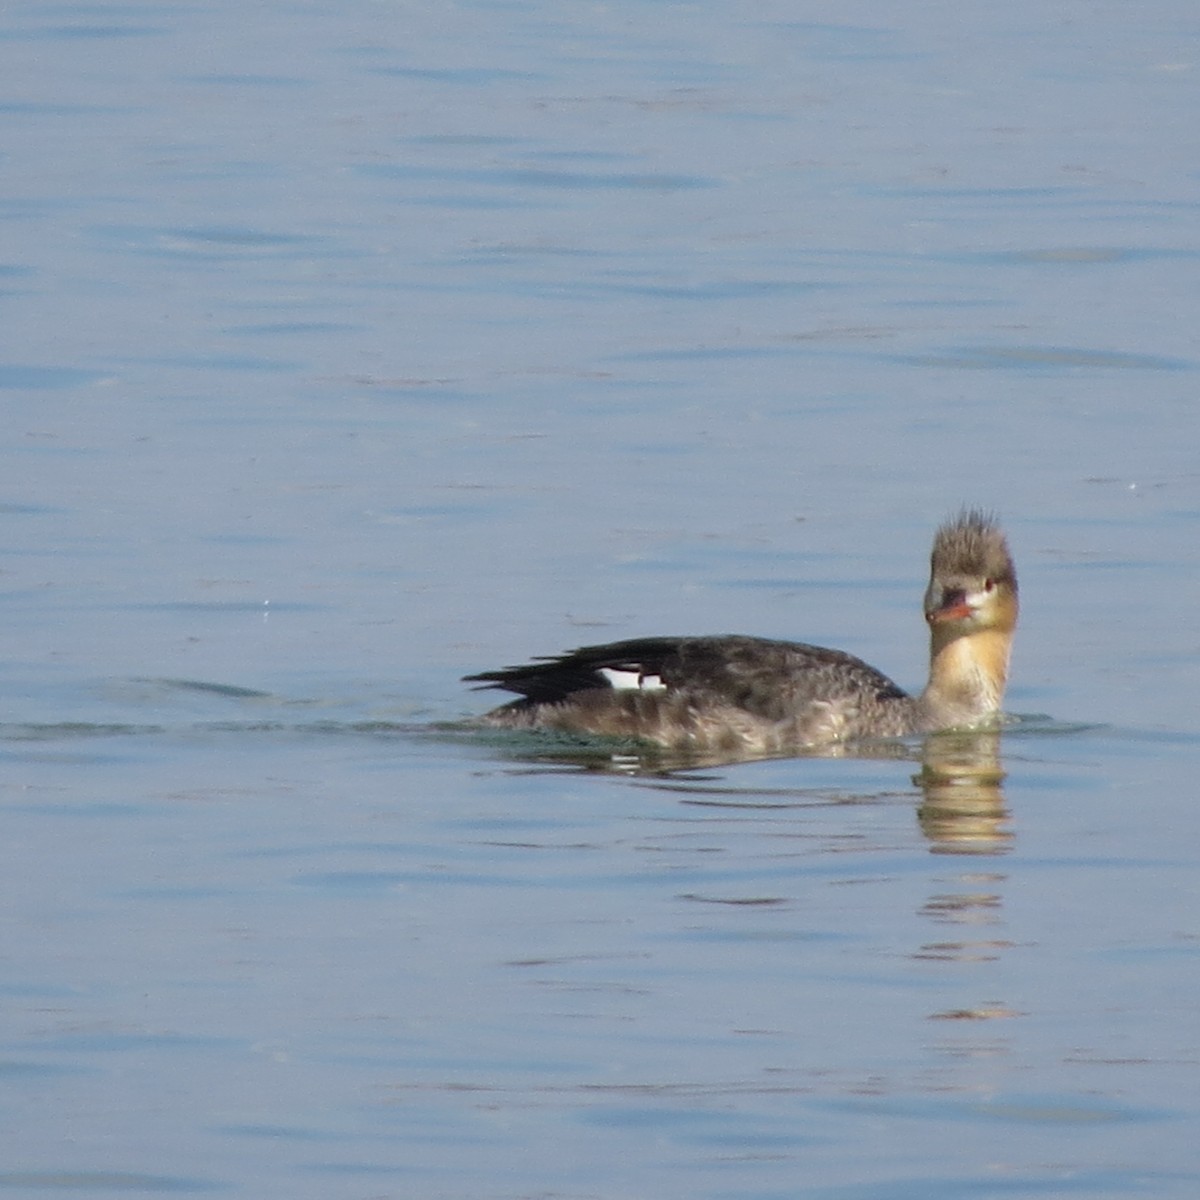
top-left (919, 624), bottom-right (1012, 729)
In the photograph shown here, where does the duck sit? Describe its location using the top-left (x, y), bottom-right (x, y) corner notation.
top-left (464, 510), bottom-right (1018, 755)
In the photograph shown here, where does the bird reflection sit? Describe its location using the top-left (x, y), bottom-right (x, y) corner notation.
top-left (910, 729), bottom-right (1018, 1031)
top-left (915, 729), bottom-right (1012, 855)
top-left (462, 721), bottom-right (1022, 1035)
top-left (464, 722), bottom-right (1014, 862)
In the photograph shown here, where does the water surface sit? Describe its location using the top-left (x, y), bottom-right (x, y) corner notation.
top-left (2, 1), bottom-right (1199, 1196)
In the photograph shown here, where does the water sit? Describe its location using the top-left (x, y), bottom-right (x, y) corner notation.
top-left (2, 1), bottom-right (1199, 1196)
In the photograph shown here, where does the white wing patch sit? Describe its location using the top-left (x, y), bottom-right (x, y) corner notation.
top-left (599, 667), bottom-right (668, 692)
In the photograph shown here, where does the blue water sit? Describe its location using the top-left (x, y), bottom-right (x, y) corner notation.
top-left (2, 1), bottom-right (1200, 1196)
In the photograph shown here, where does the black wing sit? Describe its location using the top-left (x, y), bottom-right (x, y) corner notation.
top-left (465, 634), bottom-right (908, 719)
top-left (464, 636), bottom-right (694, 705)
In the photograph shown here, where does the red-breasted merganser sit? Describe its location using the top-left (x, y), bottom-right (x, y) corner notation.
top-left (465, 511), bottom-right (1017, 754)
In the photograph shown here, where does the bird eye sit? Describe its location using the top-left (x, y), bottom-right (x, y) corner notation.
top-left (983, 578), bottom-right (995, 592)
